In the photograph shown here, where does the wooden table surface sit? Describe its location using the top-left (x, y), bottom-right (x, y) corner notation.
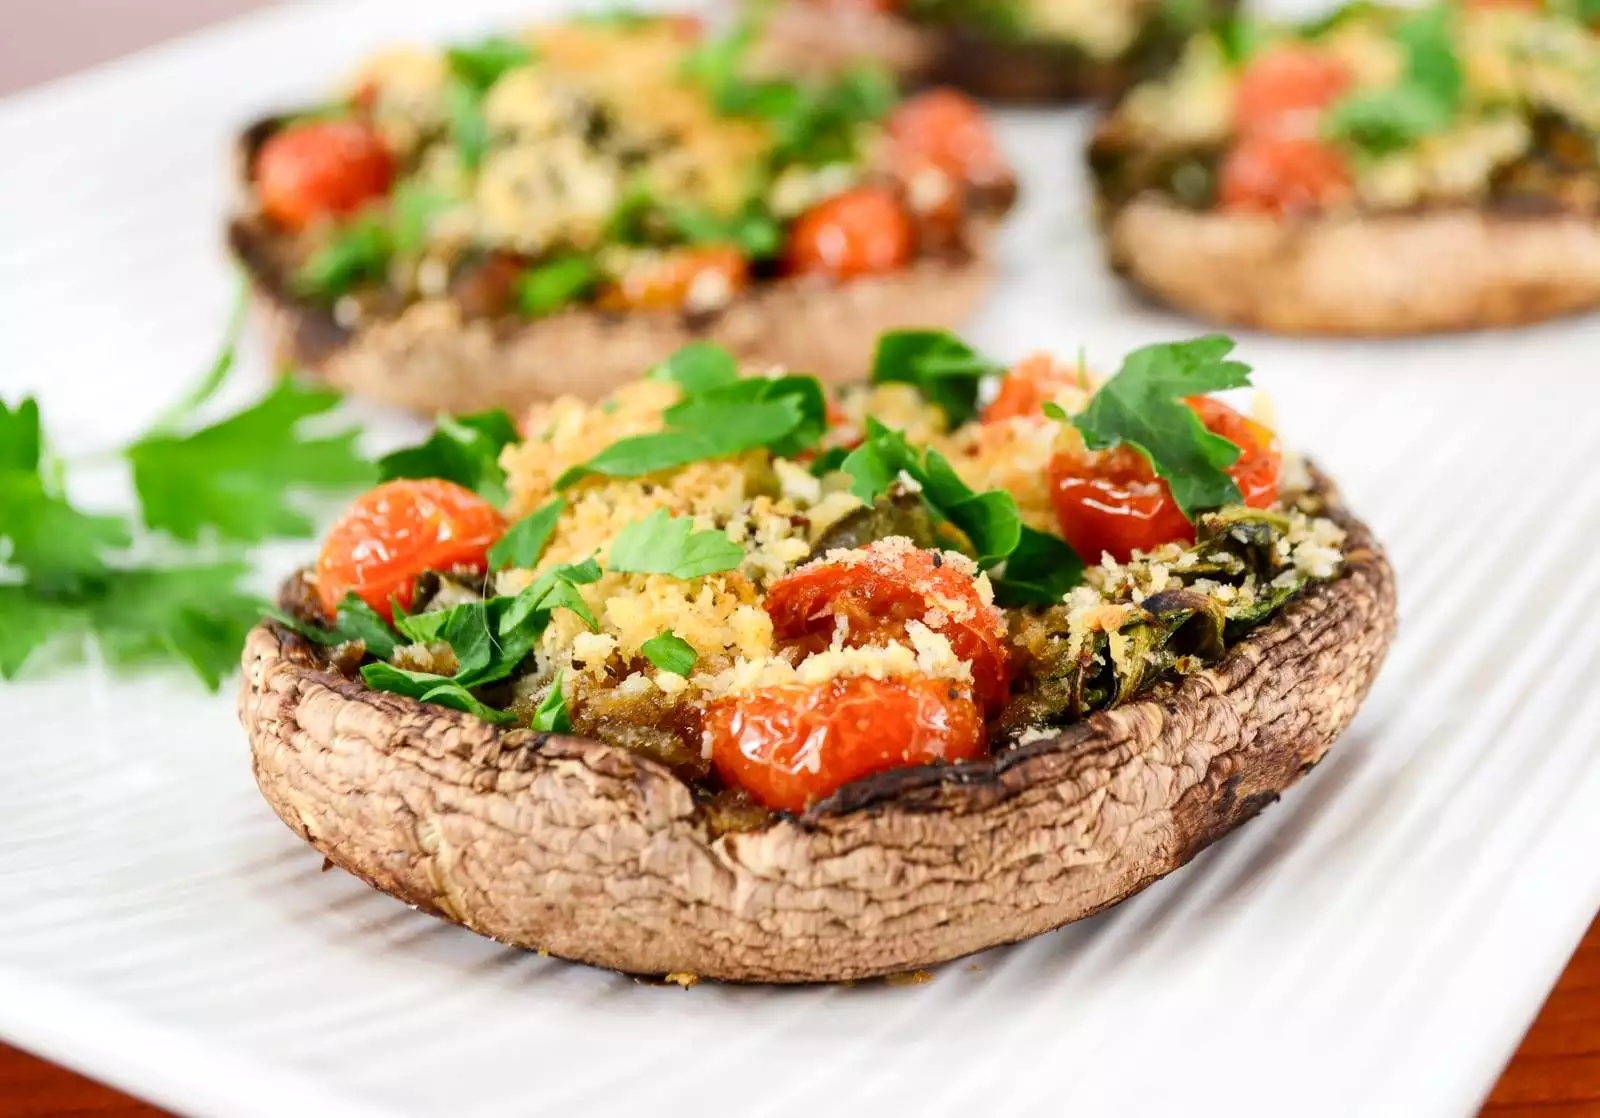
top-left (2, 912), bottom-right (1596, 1116)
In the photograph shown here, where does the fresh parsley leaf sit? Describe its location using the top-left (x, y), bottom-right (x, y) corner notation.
top-left (446, 36), bottom-right (534, 92)
top-left (1070, 336), bottom-right (1253, 522)
top-left (360, 661), bottom-right (518, 724)
top-left (517, 256), bottom-right (600, 317)
top-left (661, 373), bottom-right (827, 459)
top-left (377, 409), bottom-right (519, 505)
top-left (0, 587), bottom-right (85, 680)
top-left (1322, 4), bottom-right (1461, 155)
top-left (555, 392), bottom-right (807, 488)
top-left (295, 212), bottom-right (390, 299)
top-left (1215, 18), bottom-right (1265, 66)
top-left (89, 563), bottom-right (266, 691)
top-left (389, 184), bottom-right (454, 257)
top-left (668, 204), bottom-right (784, 258)
top-left (530, 669), bottom-right (573, 732)
top-left (991, 526), bottom-right (1084, 606)
top-left (396, 598), bottom-right (499, 679)
top-left (607, 509), bottom-right (744, 579)
top-left (126, 378), bottom-right (374, 543)
top-left (489, 497), bottom-right (565, 571)
top-left (498, 557), bottom-right (604, 636)
top-left (641, 629), bottom-right (697, 675)
top-left (446, 80), bottom-right (492, 171)
top-left (269, 592), bottom-right (399, 659)
top-left (841, 419), bottom-right (1022, 567)
top-left (870, 330), bottom-right (1001, 427)
top-left (648, 342), bottom-right (742, 394)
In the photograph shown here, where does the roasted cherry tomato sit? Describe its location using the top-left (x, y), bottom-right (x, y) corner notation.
top-left (315, 479), bottom-right (506, 619)
top-left (886, 88), bottom-right (1009, 187)
top-left (982, 353), bottom-right (1076, 425)
top-left (765, 541), bottom-right (1011, 712)
top-left (255, 120), bottom-right (394, 231)
top-left (704, 676), bottom-right (985, 812)
top-left (784, 187), bottom-right (915, 280)
top-left (595, 247), bottom-right (749, 312)
top-left (1048, 396), bottom-right (1281, 563)
top-left (1219, 135), bottom-right (1353, 215)
top-left (1233, 45), bottom-right (1353, 139)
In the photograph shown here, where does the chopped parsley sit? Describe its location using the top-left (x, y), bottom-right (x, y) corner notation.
top-left (1322, 4), bottom-right (1462, 155)
top-left (377, 409), bottom-right (520, 505)
top-left (488, 497), bottom-right (565, 572)
top-left (1066, 336), bottom-right (1253, 522)
top-left (445, 36), bottom-right (535, 93)
top-left (360, 662), bottom-right (518, 724)
top-left (991, 526), bottom-right (1085, 608)
top-left (647, 342), bottom-right (741, 394)
top-left (606, 509), bottom-right (744, 579)
top-left (270, 592), bottom-right (399, 659)
top-left (641, 629), bottom-right (698, 675)
top-left (870, 329), bottom-right (1001, 427)
top-left (530, 669), bottom-right (573, 732)
top-left (842, 419), bottom-right (1023, 568)
top-left (517, 257), bottom-right (601, 317)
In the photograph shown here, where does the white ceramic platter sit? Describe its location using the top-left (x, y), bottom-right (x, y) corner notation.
top-left (3, 2), bottom-right (1599, 1115)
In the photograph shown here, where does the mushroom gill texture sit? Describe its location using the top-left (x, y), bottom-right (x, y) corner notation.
top-left (239, 485), bottom-right (1395, 983)
top-left (1105, 198), bottom-right (1600, 335)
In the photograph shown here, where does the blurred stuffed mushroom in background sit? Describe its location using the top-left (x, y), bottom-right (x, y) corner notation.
top-left (750, 0), bottom-right (1240, 102)
top-left (229, 14), bottom-right (1016, 415)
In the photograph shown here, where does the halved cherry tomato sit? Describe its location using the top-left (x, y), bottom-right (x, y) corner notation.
top-left (784, 187), bottom-right (915, 280)
top-left (886, 88), bottom-right (1009, 187)
top-left (255, 120), bottom-right (394, 231)
top-left (595, 247), bottom-right (749, 312)
top-left (1219, 135), bottom-right (1353, 215)
top-left (765, 541), bottom-right (1011, 712)
top-left (315, 479), bottom-right (506, 619)
top-left (1048, 396), bottom-right (1281, 563)
top-left (1233, 45), bottom-right (1353, 139)
top-left (704, 676), bottom-right (985, 812)
top-left (982, 353), bottom-right (1075, 425)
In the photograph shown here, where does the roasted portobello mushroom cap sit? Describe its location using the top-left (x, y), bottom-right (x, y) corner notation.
top-left (228, 19), bottom-right (1015, 414)
top-left (1088, 1), bottom-right (1600, 335)
top-left (239, 336), bottom-right (1396, 983)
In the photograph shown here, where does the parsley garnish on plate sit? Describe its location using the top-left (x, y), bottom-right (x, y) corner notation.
top-left (530, 669), bottom-right (573, 732)
top-left (0, 294), bottom-right (374, 688)
top-left (488, 497), bottom-right (566, 572)
top-left (1063, 335), bottom-right (1254, 522)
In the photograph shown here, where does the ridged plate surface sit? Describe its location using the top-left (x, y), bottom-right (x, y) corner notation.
top-left (2, 2), bottom-right (1598, 1116)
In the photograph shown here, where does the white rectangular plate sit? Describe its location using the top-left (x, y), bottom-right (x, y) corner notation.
top-left (2, 2), bottom-right (1598, 1116)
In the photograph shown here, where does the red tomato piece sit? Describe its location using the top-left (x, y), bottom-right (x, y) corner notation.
top-left (596, 247), bottom-right (749, 312)
top-left (315, 479), bottom-right (507, 619)
top-left (765, 541), bottom-right (1011, 712)
top-left (255, 120), bottom-right (394, 231)
top-left (886, 88), bottom-right (1009, 187)
top-left (705, 676), bottom-right (985, 812)
top-left (1048, 397), bottom-right (1281, 563)
top-left (1233, 44), bottom-right (1354, 139)
top-left (981, 353), bottom-right (1077, 425)
top-left (1219, 135), bottom-right (1353, 216)
top-left (784, 187), bottom-right (915, 280)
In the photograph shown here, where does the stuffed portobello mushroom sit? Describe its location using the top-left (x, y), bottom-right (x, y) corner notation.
top-left (240, 329), bottom-right (1395, 983)
top-left (1090, 0), bottom-right (1600, 334)
top-left (228, 16), bottom-right (1015, 415)
top-left (753, 0), bottom-right (1239, 102)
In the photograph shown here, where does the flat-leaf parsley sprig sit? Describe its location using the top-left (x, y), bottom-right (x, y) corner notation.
top-left (0, 299), bottom-right (374, 688)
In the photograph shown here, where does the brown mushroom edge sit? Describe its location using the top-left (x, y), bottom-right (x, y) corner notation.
top-left (752, 0), bottom-right (1242, 104)
top-left (238, 475), bottom-right (1396, 984)
top-left (228, 116), bottom-right (1006, 416)
top-left (1102, 196), bottom-right (1600, 336)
